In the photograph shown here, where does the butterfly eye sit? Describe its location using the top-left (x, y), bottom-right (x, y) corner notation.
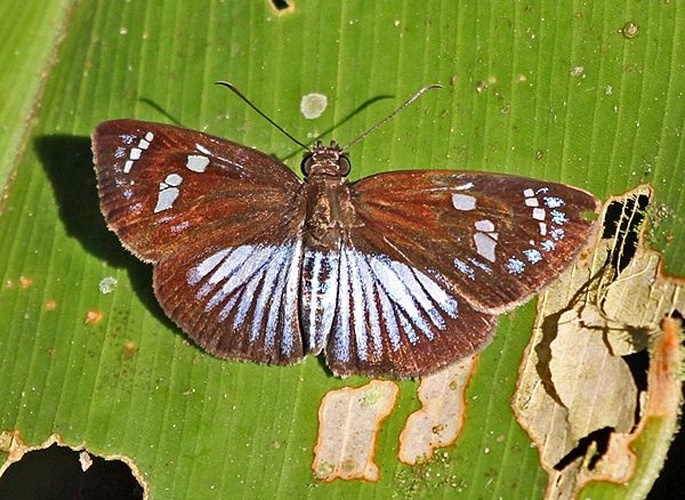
top-left (337, 155), bottom-right (351, 176)
top-left (300, 151), bottom-right (351, 177)
top-left (300, 153), bottom-right (315, 175)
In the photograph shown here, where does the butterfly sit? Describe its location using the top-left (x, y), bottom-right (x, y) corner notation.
top-left (92, 87), bottom-right (600, 378)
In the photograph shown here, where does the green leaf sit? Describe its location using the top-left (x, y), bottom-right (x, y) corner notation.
top-left (1, 1), bottom-right (683, 498)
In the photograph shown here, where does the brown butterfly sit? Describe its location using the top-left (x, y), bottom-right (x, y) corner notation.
top-left (92, 85), bottom-right (600, 377)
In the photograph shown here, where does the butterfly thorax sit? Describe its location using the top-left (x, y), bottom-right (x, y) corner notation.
top-left (301, 142), bottom-right (355, 250)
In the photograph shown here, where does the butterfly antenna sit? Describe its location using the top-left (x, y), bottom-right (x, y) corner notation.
top-left (341, 83), bottom-right (443, 151)
top-left (215, 80), bottom-right (311, 151)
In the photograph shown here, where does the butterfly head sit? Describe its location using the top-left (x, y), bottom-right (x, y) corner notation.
top-left (301, 141), bottom-right (351, 178)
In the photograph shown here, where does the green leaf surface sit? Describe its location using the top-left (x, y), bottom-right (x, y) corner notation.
top-left (1, 1), bottom-right (683, 498)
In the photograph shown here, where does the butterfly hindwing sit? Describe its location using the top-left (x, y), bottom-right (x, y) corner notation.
top-left (153, 222), bottom-right (306, 365)
top-left (324, 240), bottom-right (497, 377)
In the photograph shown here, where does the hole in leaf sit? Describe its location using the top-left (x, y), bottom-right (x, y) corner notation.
top-left (270, 0), bottom-right (291, 11)
top-left (553, 427), bottom-right (613, 471)
top-left (0, 443), bottom-right (143, 499)
top-left (601, 193), bottom-right (649, 273)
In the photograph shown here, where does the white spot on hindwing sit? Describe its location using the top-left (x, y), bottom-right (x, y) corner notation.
top-left (507, 257), bottom-right (525, 275)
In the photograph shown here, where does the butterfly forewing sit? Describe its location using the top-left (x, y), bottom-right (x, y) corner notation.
top-left (92, 120), bottom-right (303, 261)
top-left (349, 170), bottom-right (600, 313)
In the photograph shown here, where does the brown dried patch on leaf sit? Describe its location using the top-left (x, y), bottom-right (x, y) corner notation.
top-left (312, 380), bottom-right (399, 482)
top-left (84, 310), bottom-right (104, 325)
top-left (549, 308), bottom-right (637, 440)
top-left (578, 316), bottom-right (684, 491)
top-left (398, 355), bottom-right (476, 465)
top-left (513, 185), bottom-right (685, 498)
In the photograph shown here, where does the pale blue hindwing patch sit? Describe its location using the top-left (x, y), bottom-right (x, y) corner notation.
top-left (187, 242), bottom-right (302, 356)
top-left (301, 248), bottom-right (339, 354)
top-left (330, 246), bottom-right (460, 364)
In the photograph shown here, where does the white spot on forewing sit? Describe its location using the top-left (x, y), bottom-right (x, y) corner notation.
top-left (195, 143), bottom-right (211, 155)
top-left (467, 257), bottom-right (492, 274)
top-left (551, 227), bottom-right (565, 241)
top-left (130, 148), bottom-right (142, 160)
top-left (145, 131), bottom-right (154, 142)
top-left (124, 160), bottom-right (134, 173)
top-left (523, 188), bottom-right (535, 198)
top-left (154, 187), bottom-right (179, 213)
top-left (454, 258), bottom-right (476, 280)
top-left (544, 196), bottom-right (565, 208)
top-left (474, 219), bottom-right (495, 232)
top-left (524, 197), bottom-right (539, 207)
top-left (551, 210), bottom-right (567, 224)
top-left (539, 222), bottom-right (547, 236)
top-left (454, 182), bottom-right (474, 191)
top-left (507, 257), bottom-right (525, 275)
top-left (186, 154), bottom-right (210, 173)
top-left (532, 207), bottom-right (546, 221)
top-left (473, 232), bottom-right (497, 262)
top-left (164, 173), bottom-right (183, 186)
top-left (452, 193), bottom-right (477, 211)
top-left (523, 248), bottom-right (543, 264)
top-left (540, 240), bottom-right (554, 252)
top-left (138, 139), bottom-right (150, 150)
